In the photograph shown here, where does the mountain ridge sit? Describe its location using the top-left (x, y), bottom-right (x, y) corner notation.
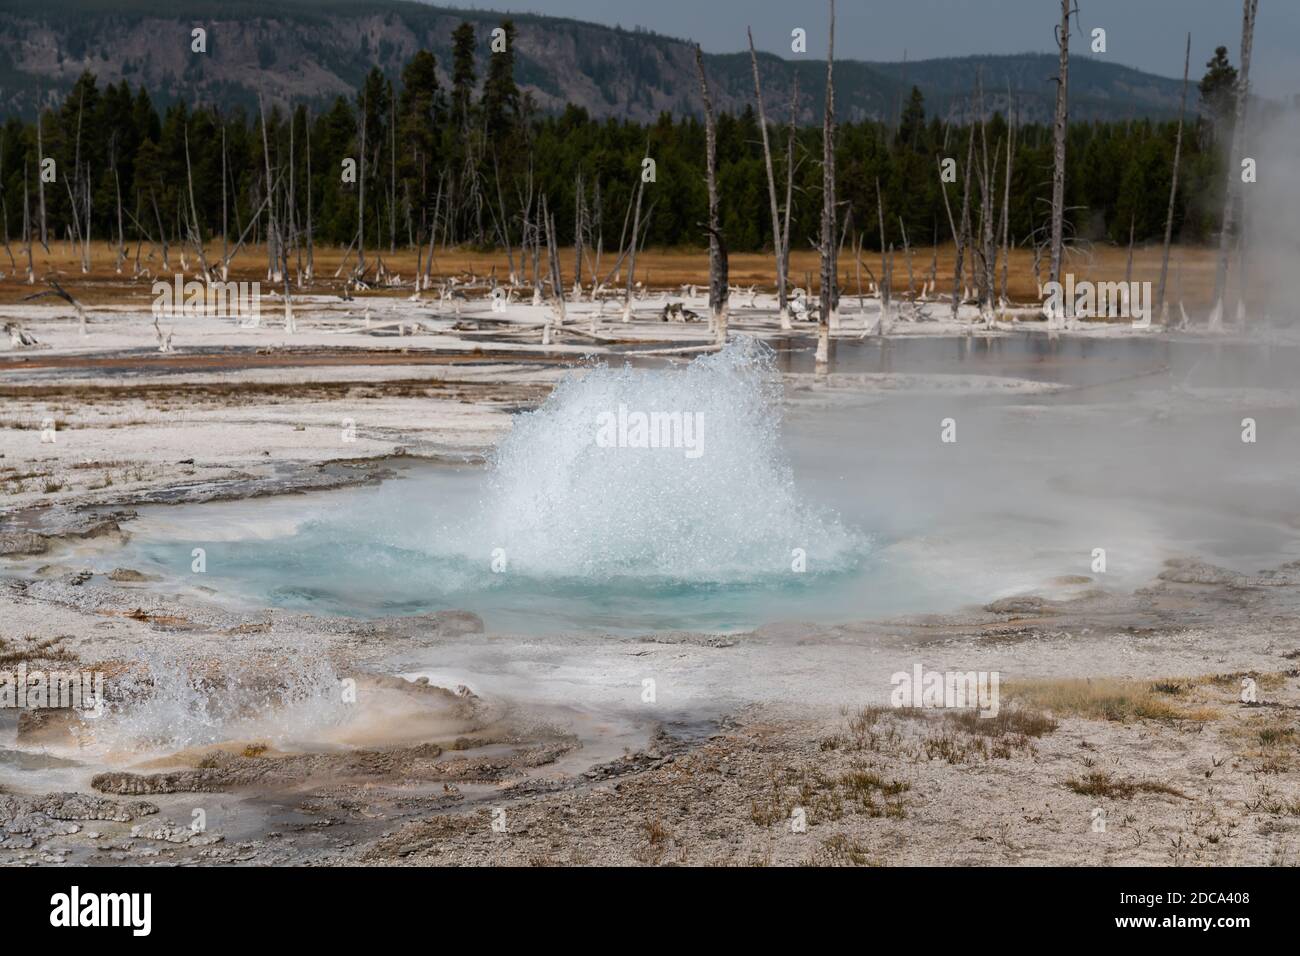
top-left (0, 0), bottom-right (1190, 123)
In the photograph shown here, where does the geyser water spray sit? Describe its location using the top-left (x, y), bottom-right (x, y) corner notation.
top-left (472, 338), bottom-right (864, 582)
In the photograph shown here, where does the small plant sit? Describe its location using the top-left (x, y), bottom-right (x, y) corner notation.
top-left (810, 833), bottom-right (876, 866)
top-left (1064, 771), bottom-right (1187, 800)
top-left (641, 816), bottom-right (669, 845)
top-left (1256, 724), bottom-right (1295, 747)
top-left (947, 707), bottom-right (1057, 739)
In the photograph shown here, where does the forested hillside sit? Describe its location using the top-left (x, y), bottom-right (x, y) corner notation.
top-left (0, 0), bottom-right (1191, 124)
top-left (0, 3), bottom-right (1252, 261)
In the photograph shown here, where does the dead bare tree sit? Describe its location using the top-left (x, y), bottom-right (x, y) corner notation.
top-left (184, 127), bottom-right (211, 280)
top-left (937, 153), bottom-right (961, 318)
top-left (149, 188), bottom-right (168, 271)
top-left (67, 91), bottom-right (91, 274)
top-left (1157, 33), bottom-right (1191, 324)
top-left (592, 176), bottom-right (605, 279)
top-left (853, 229), bottom-right (864, 311)
top-left (35, 107), bottom-right (48, 251)
top-left (929, 220), bottom-right (939, 293)
top-left (998, 88), bottom-right (1016, 307)
top-left (876, 178), bottom-right (889, 314)
top-left (1125, 214), bottom-right (1136, 285)
top-left (973, 74), bottom-right (997, 320)
top-left (748, 27), bottom-right (788, 328)
top-left (781, 76), bottom-right (800, 331)
top-left (1210, 0), bottom-right (1260, 330)
top-left (945, 113), bottom-right (977, 320)
top-left (816, 0), bottom-right (837, 363)
top-left (22, 162), bottom-right (34, 283)
top-left (24, 279), bottom-right (87, 335)
top-left (280, 214), bottom-right (295, 334)
top-left (899, 216), bottom-right (914, 299)
top-left (305, 111), bottom-right (315, 282)
top-left (258, 96), bottom-right (279, 285)
top-left (220, 122), bottom-right (228, 279)
top-left (489, 153), bottom-right (517, 285)
top-left (0, 132), bottom-right (15, 270)
top-left (109, 138), bottom-right (126, 273)
top-left (1049, 0), bottom-right (1074, 293)
top-left (389, 95), bottom-right (397, 256)
top-left (573, 170), bottom-right (586, 297)
top-left (623, 151), bottom-right (647, 321)
top-left (543, 195), bottom-right (566, 325)
top-left (357, 95), bottom-right (367, 274)
top-left (696, 46), bottom-right (729, 341)
top-left (288, 112), bottom-right (301, 285)
top-left (218, 171), bottom-right (281, 282)
top-left (423, 172), bottom-right (444, 290)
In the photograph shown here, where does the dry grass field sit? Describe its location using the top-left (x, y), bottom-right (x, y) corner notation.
top-left (0, 239), bottom-right (1242, 310)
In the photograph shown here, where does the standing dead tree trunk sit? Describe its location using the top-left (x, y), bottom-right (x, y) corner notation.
top-left (219, 123), bottom-right (230, 280)
top-left (542, 195), bottom-right (566, 334)
top-left (423, 173), bottom-right (443, 291)
top-left (69, 92), bottom-right (91, 274)
top-left (1125, 215), bottom-right (1136, 285)
top-left (62, 175), bottom-right (84, 277)
top-left (937, 153), bottom-right (961, 319)
top-left (82, 165), bottom-right (92, 274)
top-left (184, 127), bottom-right (210, 281)
top-left (573, 171), bottom-right (586, 298)
top-left (149, 188), bottom-right (169, 270)
top-left (305, 113), bottom-right (315, 283)
top-left (899, 216), bottom-right (914, 299)
top-left (389, 97), bottom-right (397, 256)
top-left (973, 75), bottom-right (997, 323)
top-left (976, 137), bottom-right (999, 321)
top-left (1210, 0), bottom-right (1259, 331)
top-left (816, 0), bottom-right (837, 363)
top-left (0, 133), bottom-right (14, 270)
top-left (288, 114), bottom-right (301, 286)
top-left (357, 98), bottom-right (367, 276)
top-left (876, 179), bottom-right (888, 315)
top-left (748, 27), bottom-right (788, 329)
top-left (1157, 33), bottom-right (1191, 324)
top-left (998, 88), bottom-right (1016, 308)
top-left (947, 118), bottom-right (977, 321)
top-left (35, 108), bottom-right (48, 251)
top-left (258, 96), bottom-right (279, 287)
top-left (781, 77), bottom-right (800, 331)
top-left (22, 163), bottom-right (34, 283)
top-left (1048, 0), bottom-right (1073, 301)
top-left (592, 177), bottom-right (604, 279)
top-left (490, 153), bottom-right (517, 285)
top-left (622, 153), bottom-right (647, 322)
top-left (280, 208), bottom-right (295, 334)
top-left (854, 230), bottom-right (864, 312)
top-left (929, 221), bottom-right (939, 294)
top-left (696, 46), bottom-right (729, 342)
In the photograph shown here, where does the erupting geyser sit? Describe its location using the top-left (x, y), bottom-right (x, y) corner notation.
top-left (92, 340), bottom-right (870, 631)
top-left (473, 338), bottom-right (863, 582)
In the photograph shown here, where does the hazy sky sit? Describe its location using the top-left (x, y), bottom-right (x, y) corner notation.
top-left (437, 0), bottom-right (1297, 98)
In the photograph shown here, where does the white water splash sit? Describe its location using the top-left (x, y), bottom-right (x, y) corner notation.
top-left (90, 646), bottom-right (349, 753)
top-left (467, 338), bottom-right (865, 582)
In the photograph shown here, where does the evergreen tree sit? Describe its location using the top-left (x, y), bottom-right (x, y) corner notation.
top-left (451, 22), bottom-right (477, 131)
top-left (1198, 46), bottom-right (1237, 137)
top-left (481, 20), bottom-right (520, 143)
